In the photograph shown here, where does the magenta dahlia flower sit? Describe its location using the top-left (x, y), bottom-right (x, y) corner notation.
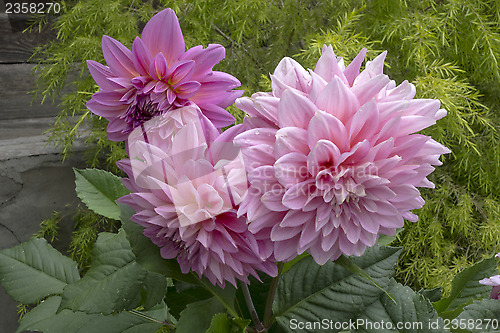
top-left (117, 105), bottom-right (277, 287)
top-left (234, 46), bottom-right (450, 264)
top-left (86, 8), bottom-right (243, 141)
top-left (479, 253), bottom-right (500, 299)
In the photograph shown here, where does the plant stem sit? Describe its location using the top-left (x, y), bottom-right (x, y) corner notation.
top-left (240, 281), bottom-right (265, 332)
top-left (263, 262), bottom-right (284, 328)
top-left (126, 309), bottom-right (175, 329)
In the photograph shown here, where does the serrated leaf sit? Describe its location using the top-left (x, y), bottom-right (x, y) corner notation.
top-left (206, 313), bottom-right (232, 333)
top-left (355, 279), bottom-right (450, 333)
top-left (456, 299), bottom-right (500, 332)
top-left (74, 168), bottom-right (129, 220)
top-left (0, 238), bottom-right (80, 304)
top-left (59, 230), bottom-right (147, 314)
top-left (274, 246), bottom-right (401, 331)
top-left (176, 298), bottom-right (225, 333)
top-left (17, 296), bottom-right (165, 333)
top-left (120, 204), bottom-right (199, 285)
top-left (206, 313), bottom-right (251, 333)
top-left (433, 257), bottom-right (497, 319)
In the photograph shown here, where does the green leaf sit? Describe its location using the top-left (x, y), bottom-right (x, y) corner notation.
top-left (433, 256), bottom-right (497, 319)
top-left (197, 279), bottom-right (238, 319)
top-left (282, 253), bottom-right (310, 275)
top-left (141, 272), bottom-right (168, 310)
top-left (176, 298), bottom-right (225, 333)
top-left (17, 296), bottom-right (165, 333)
top-left (205, 314), bottom-right (250, 333)
top-left (74, 168), bottom-right (129, 220)
top-left (419, 287), bottom-right (443, 303)
top-left (120, 204), bottom-right (199, 285)
top-left (165, 285), bottom-right (213, 319)
top-left (335, 254), bottom-right (396, 303)
top-left (0, 238), bottom-right (80, 304)
top-left (456, 299), bottom-right (500, 332)
top-left (355, 279), bottom-right (450, 333)
top-left (377, 228), bottom-right (404, 246)
top-left (274, 246), bottom-right (401, 331)
top-left (206, 313), bottom-right (231, 333)
top-left (59, 230), bottom-right (147, 314)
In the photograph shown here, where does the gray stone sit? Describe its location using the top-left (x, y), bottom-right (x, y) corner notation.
top-left (0, 174), bottom-right (21, 207)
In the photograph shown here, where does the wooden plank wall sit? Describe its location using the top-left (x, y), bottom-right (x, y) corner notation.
top-left (0, 0), bottom-right (59, 122)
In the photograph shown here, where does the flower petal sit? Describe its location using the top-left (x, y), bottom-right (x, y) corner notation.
top-left (307, 111), bottom-right (349, 152)
top-left (175, 81), bottom-right (201, 99)
top-left (181, 44), bottom-right (225, 79)
top-left (87, 60), bottom-right (120, 90)
top-left (314, 45), bottom-right (348, 84)
top-left (316, 76), bottom-right (360, 123)
top-left (169, 60), bottom-right (195, 86)
top-left (132, 37), bottom-right (153, 76)
top-left (141, 8), bottom-right (185, 65)
top-left (102, 35), bottom-right (136, 77)
top-left (343, 48), bottom-right (367, 86)
top-left (277, 89), bottom-right (317, 129)
top-left (149, 53), bottom-right (169, 81)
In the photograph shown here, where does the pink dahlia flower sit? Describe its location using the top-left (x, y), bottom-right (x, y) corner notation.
top-left (234, 46), bottom-right (450, 264)
top-left (117, 105), bottom-right (277, 287)
top-left (86, 8), bottom-right (243, 141)
top-left (479, 253), bottom-right (500, 299)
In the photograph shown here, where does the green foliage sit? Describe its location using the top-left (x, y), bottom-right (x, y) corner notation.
top-left (34, 211), bottom-right (62, 242)
top-left (68, 206), bottom-right (119, 270)
top-left (0, 238), bottom-right (80, 304)
top-left (206, 314), bottom-right (250, 333)
top-left (59, 230), bottom-right (147, 315)
top-left (17, 296), bottom-right (167, 333)
top-left (273, 246), bottom-right (400, 328)
top-left (2, 212), bottom-right (498, 333)
top-left (356, 279), bottom-right (449, 333)
top-left (74, 168), bottom-right (130, 220)
top-left (456, 299), bottom-right (500, 331)
top-left (433, 256), bottom-right (497, 319)
top-left (176, 298), bottom-right (225, 333)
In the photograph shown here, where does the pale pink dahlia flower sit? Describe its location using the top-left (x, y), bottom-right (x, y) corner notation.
top-left (117, 105), bottom-right (277, 287)
top-left (86, 8), bottom-right (243, 141)
top-left (479, 253), bottom-right (500, 299)
top-left (234, 46), bottom-right (450, 264)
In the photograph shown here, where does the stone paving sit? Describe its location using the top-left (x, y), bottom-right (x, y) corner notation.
top-left (0, 122), bottom-right (86, 333)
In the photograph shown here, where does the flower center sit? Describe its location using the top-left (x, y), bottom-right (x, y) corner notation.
top-left (315, 167), bottom-right (367, 207)
top-left (124, 93), bottom-right (173, 128)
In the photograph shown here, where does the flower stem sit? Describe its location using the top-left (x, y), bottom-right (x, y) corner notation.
top-left (240, 281), bottom-right (265, 332)
top-left (263, 262), bottom-right (284, 328)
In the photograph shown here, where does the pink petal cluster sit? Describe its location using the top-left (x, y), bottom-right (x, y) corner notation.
top-left (117, 105), bottom-right (277, 287)
top-left (234, 46), bottom-right (450, 264)
top-left (479, 253), bottom-right (500, 299)
top-left (87, 9), bottom-right (243, 141)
